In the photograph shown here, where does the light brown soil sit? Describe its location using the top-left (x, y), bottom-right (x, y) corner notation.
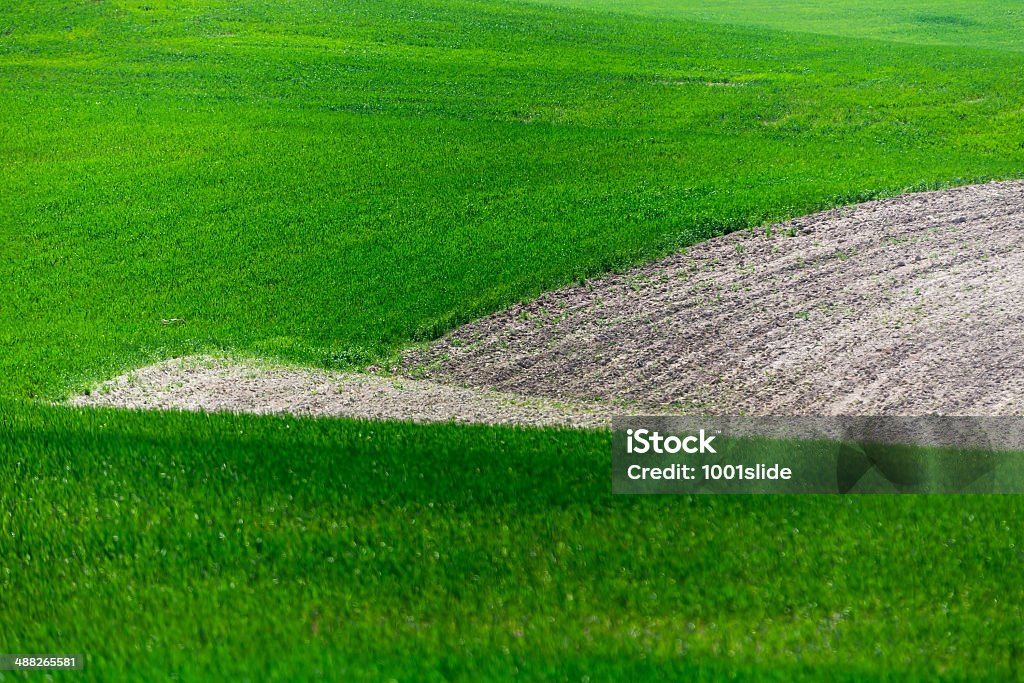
top-left (406, 180), bottom-right (1024, 416)
top-left (72, 181), bottom-right (1024, 424)
top-left (68, 357), bottom-right (615, 427)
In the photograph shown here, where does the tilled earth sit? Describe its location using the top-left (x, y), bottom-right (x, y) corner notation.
top-left (406, 180), bottom-right (1024, 416)
top-left (74, 181), bottom-right (1024, 423)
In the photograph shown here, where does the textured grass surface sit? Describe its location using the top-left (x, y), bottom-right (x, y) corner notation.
top-left (2, 0), bottom-right (1024, 399)
top-left (4, 0), bottom-right (1024, 679)
top-left (3, 403), bottom-right (1024, 681)
top-left (525, 0), bottom-right (1024, 52)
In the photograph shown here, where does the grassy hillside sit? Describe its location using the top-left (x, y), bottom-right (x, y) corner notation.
top-left (3, 403), bottom-right (1024, 680)
top-left (525, 0), bottom-right (1024, 51)
top-left (1, 0), bottom-right (1023, 399)
top-left (3, 0), bottom-right (1024, 679)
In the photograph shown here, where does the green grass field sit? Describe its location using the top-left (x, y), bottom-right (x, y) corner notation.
top-left (525, 0), bottom-right (1024, 52)
top-left (4, 404), bottom-right (1024, 680)
top-left (2, 0), bottom-right (1024, 679)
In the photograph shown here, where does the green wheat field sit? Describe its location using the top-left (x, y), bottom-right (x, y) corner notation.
top-left (2, 0), bottom-right (1024, 679)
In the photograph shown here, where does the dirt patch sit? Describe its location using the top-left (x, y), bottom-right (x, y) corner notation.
top-left (72, 181), bottom-right (1024, 423)
top-left (406, 180), bottom-right (1024, 416)
top-left (69, 357), bottom-right (617, 428)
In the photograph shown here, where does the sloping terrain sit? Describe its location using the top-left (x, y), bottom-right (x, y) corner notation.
top-left (75, 181), bottom-right (1024, 422)
top-left (410, 181), bottom-right (1024, 416)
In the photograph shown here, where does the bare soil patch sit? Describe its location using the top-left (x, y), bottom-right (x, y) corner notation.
top-left (73, 181), bottom-right (1024, 424)
top-left (69, 357), bottom-right (614, 428)
top-left (407, 180), bottom-right (1024, 416)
